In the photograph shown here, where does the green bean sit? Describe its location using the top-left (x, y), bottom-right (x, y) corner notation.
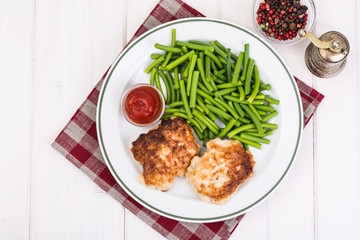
top-left (234, 120), bottom-right (241, 127)
top-left (238, 86), bottom-right (245, 100)
top-left (218, 69), bottom-right (227, 74)
top-left (209, 129), bottom-right (215, 140)
top-left (188, 40), bottom-right (212, 46)
top-left (197, 58), bottom-right (206, 82)
top-left (179, 80), bottom-right (193, 119)
top-left (150, 67), bottom-right (157, 86)
top-left (265, 96), bottom-right (280, 104)
top-left (193, 109), bottom-right (219, 135)
top-left (144, 55), bottom-right (165, 74)
top-left (208, 112), bottom-right (218, 121)
top-left (169, 101), bottom-right (183, 108)
top-left (195, 104), bottom-right (204, 113)
top-left (247, 65), bottom-right (261, 103)
top-left (158, 70), bottom-right (171, 104)
top-left (246, 130), bottom-right (273, 137)
top-left (155, 43), bottom-right (183, 53)
top-left (203, 128), bottom-right (209, 146)
top-left (213, 40), bottom-right (238, 61)
top-left (181, 46), bottom-right (189, 53)
top-left (164, 108), bottom-right (186, 114)
top-left (158, 66), bottom-right (172, 72)
top-left (187, 54), bottom-right (198, 96)
top-left (154, 71), bottom-right (165, 100)
top-left (173, 67), bottom-right (180, 89)
top-left (173, 112), bottom-right (189, 119)
top-left (233, 102), bottom-right (245, 118)
top-left (165, 71), bottom-right (176, 103)
top-left (205, 56), bottom-right (211, 81)
top-left (215, 87), bottom-right (237, 98)
top-left (244, 59), bottom-right (255, 95)
top-left (260, 84), bottom-right (272, 91)
top-left (226, 48), bottom-right (232, 83)
top-left (227, 124), bottom-right (255, 138)
top-left (182, 64), bottom-right (190, 79)
top-left (188, 119), bottom-right (203, 133)
top-left (257, 109), bottom-right (267, 116)
top-left (176, 41), bottom-right (214, 52)
top-left (151, 53), bottom-right (163, 59)
top-left (217, 82), bottom-right (242, 89)
top-left (161, 114), bottom-right (173, 120)
top-left (203, 96), bottom-right (227, 112)
top-left (199, 51), bottom-right (204, 69)
top-left (206, 104), bottom-right (233, 121)
top-left (243, 143), bottom-right (249, 150)
top-left (223, 95), bottom-right (264, 105)
top-left (204, 50), bottom-right (222, 68)
top-left (194, 116), bottom-right (207, 130)
top-left (193, 124), bottom-right (204, 140)
top-left (189, 71), bottom-right (200, 108)
top-left (201, 75), bottom-right (215, 92)
top-left (214, 71), bottom-right (227, 81)
top-left (176, 88), bottom-right (180, 102)
top-left (218, 115), bottom-right (228, 125)
top-left (240, 133), bottom-right (270, 144)
top-left (166, 50), bottom-right (194, 70)
top-left (232, 52), bottom-right (244, 84)
top-left (198, 81), bottom-right (213, 95)
top-left (209, 41), bottom-right (228, 58)
top-left (239, 117), bottom-right (252, 124)
top-left (212, 75), bottom-right (226, 84)
top-left (261, 123), bottom-right (278, 129)
top-left (162, 52), bottom-right (172, 67)
top-left (249, 104), bottom-right (262, 121)
top-left (210, 59), bottom-right (217, 72)
top-left (209, 77), bottom-right (218, 91)
top-left (232, 135), bottom-right (261, 149)
top-left (261, 110), bottom-right (278, 122)
top-left (240, 43), bottom-right (250, 81)
top-left (196, 96), bottom-right (210, 114)
top-left (214, 98), bottom-right (240, 119)
top-left (197, 89), bottom-right (226, 111)
top-left (218, 119), bottom-right (237, 138)
top-left (241, 104), bottom-right (264, 134)
top-left (227, 101), bottom-right (240, 118)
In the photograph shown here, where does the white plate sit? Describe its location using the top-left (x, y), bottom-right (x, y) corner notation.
top-left (97, 18), bottom-right (303, 223)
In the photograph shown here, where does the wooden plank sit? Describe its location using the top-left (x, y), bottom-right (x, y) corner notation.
top-left (30, 0), bottom-right (125, 239)
top-left (0, 0), bottom-right (34, 239)
top-left (313, 0), bottom-right (360, 239)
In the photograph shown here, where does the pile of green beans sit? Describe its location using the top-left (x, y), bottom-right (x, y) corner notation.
top-left (144, 29), bottom-right (279, 149)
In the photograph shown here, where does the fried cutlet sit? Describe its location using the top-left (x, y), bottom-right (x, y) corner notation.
top-left (131, 117), bottom-right (200, 191)
top-left (186, 138), bottom-right (255, 204)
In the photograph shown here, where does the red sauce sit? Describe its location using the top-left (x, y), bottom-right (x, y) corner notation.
top-left (124, 86), bottom-right (162, 124)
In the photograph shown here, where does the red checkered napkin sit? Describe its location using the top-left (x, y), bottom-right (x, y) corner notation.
top-left (52, 0), bottom-right (324, 239)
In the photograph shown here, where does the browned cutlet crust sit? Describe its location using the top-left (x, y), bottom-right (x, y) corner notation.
top-left (186, 138), bottom-right (255, 204)
top-left (131, 117), bottom-right (200, 191)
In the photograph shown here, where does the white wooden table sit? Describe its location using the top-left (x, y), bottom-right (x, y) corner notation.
top-left (1, 0), bottom-right (359, 239)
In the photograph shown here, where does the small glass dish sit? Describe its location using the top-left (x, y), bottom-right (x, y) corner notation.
top-left (121, 83), bottom-right (165, 127)
top-left (252, 0), bottom-right (316, 45)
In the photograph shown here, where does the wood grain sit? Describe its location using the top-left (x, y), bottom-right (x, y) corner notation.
top-left (0, 0), bottom-right (34, 239)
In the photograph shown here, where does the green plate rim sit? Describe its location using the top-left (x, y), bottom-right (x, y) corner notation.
top-left (96, 17), bottom-right (303, 222)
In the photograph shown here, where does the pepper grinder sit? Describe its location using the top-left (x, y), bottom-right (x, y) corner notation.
top-left (297, 29), bottom-right (350, 78)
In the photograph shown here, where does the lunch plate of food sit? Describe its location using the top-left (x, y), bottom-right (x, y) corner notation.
top-left (96, 18), bottom-right (303, 223)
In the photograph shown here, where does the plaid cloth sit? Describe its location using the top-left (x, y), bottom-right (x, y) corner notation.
top-left (52, 0), bottom-right (324, 239)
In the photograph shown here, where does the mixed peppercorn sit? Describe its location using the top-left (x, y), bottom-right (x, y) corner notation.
top-left (256, 0), bottom-right (308, 41)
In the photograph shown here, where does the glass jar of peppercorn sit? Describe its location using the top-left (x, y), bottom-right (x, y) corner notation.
top-left (252, 0), bottom-right (316, 45)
